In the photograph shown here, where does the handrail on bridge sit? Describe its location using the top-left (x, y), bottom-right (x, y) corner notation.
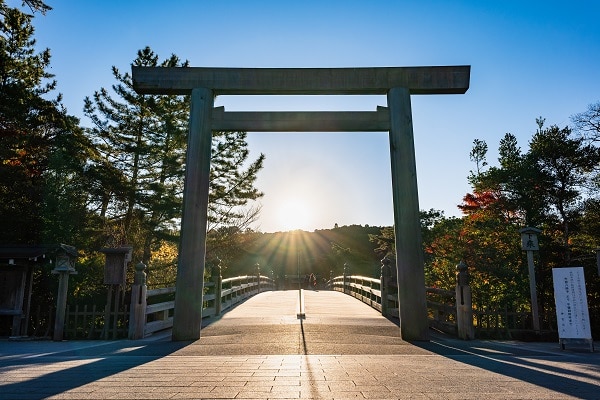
top-left (326, 259), bottom-right (474, 339)
top-left (328, 275), bottom-right (388, 315)
top-left (128, 262), bottom-right (275, 339)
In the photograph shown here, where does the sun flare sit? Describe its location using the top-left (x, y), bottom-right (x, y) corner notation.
top-left (277, 200), bottom-right (312, 231)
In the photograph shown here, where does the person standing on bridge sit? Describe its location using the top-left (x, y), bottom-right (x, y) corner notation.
top-left (309, 273), bottom-right (317, 290)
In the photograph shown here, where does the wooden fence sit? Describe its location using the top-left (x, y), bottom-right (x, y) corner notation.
top-left (24, 303), bottom-right (129, 340)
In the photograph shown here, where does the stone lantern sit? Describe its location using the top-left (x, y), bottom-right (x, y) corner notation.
top-left (52, 245), bottom-right (78, 341)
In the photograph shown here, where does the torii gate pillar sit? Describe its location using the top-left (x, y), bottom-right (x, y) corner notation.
top-left (172, 88), bottom-right (213, 340)
top-left (132, 65), bottom-right (470, 342)
top-left (388, 87), bottom-right (429, 340)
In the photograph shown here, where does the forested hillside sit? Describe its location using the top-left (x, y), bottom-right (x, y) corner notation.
top-left (223, 225), bottom-right (384, 280)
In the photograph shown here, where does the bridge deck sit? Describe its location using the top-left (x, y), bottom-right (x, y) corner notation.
top-left (1, 290), bottom-right (599, 399)
top-left (187, 289), bottom-right (411, 356)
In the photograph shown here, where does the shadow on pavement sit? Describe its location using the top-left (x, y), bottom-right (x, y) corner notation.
top-left (0, 337), bottom-right (190, 399)
top-left (411, 331), bottom-right (600, 398)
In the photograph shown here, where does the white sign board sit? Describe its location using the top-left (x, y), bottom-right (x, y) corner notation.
top-left (552, 267), bottom-right (592, 340)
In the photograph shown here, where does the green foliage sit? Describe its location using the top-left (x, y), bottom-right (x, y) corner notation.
top-left (368, 226), bottom-right (395, 259)
top-left (529, 122), bottom-right (600, 261)
top-left (0, 3), bottom-right (98, 315)
top-left (1, 3), bottom-right (62, 243)
top-left (0, 0), bottom-right (52, 15)
top-left (209, 131), bottom-right (265, 230)
top-left (421, 213), bottom-right (463, 288)
top-left (83, 47), bottom-right (189, 260)
top-left (67, 251), bottom-right (106, 304)
top-left (429, 114), bottom-right (600, 328)
top-left (146, 241), bottom-right (178, 288)
top-left (1, 6), bottom-right (93, 245)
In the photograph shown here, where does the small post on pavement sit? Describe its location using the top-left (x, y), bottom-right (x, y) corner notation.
top-left (296, 251), bottom-right (304, 319)
top-left (520, 227), bottom-right (542, 332)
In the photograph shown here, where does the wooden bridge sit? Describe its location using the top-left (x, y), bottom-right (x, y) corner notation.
top-left (128, 261), bottom-right (550, 343)
top-left (127, 261), bottom-right (472, 341)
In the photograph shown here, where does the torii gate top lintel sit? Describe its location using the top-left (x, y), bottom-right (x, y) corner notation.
top-left (132, 65), bottom-right (470, 96)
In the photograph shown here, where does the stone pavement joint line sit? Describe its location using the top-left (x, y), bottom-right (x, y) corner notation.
top-left (1, 290), bottom-right (598, 399)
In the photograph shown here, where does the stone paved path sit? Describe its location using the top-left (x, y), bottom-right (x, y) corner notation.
top-left (1, 290), bottom-right (599, 399)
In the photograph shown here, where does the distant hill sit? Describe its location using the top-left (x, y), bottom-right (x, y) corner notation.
top-left (225, 224), bottom-right (386, 281)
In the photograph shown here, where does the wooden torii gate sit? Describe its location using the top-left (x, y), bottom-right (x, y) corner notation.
top-left (132, 66), bottom-right (471, 341)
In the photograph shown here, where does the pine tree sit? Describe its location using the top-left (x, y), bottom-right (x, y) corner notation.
top-left (529, 120), bottom-right (600, 263)
top-left (206, 131), bottom-right (264, 240)
top-left (205, 129), bottom-right (265, 264)
top-left (83, 47), bottom-right (188, 257)
top-left (84, 47), bottom-right (265, 273)
top-left (0, 1), bottom-right (88, 244)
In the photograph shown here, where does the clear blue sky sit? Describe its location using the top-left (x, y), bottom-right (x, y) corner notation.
top-left (30, 0), bottom-right (600, 232)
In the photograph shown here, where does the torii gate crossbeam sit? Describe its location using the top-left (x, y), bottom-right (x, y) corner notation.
top-left (132, 66), bottom-right (470, 342)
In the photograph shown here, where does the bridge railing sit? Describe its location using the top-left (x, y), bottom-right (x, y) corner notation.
top-left (128, 262), bottom-right (275, 339)
top-left (138, 286), bottom-right (176, 337)
top-left (425, 287), bottom-right (457, 335)
top-left (329, 275), bottom-right (385, 313)
top-left (204, 273), bottom-right (275, 317)
top-left (326, 259), bottom-right (474, 339)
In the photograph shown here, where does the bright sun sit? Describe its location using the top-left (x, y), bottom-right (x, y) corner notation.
top-left (277, 200), bottom-right (312, 231)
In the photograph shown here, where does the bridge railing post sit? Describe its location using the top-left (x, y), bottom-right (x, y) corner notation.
top-left (343, 263), bottom-right (349, 294)
top-left (255, 263), bottom-right (261, 294)
top-left (456, 260), bottom-right (474, 340)
top-left (128, 262), bottom-right (147, 339)
top-left (380, 256), bottom-right (392, 317)
top-left (212, 259), bottom-right (222, 316)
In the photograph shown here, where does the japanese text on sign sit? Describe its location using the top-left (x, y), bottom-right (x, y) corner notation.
top-left (552, 267), bottom-right (591, 340)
